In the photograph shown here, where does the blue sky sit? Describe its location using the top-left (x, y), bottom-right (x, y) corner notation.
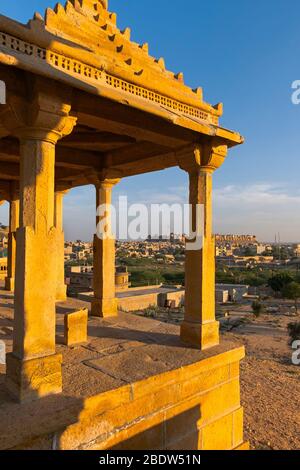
top-left (1, 0), bottom-right (300, 241)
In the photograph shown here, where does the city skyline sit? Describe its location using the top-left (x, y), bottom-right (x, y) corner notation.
top-left (0, 0), bottom-right (299, 241)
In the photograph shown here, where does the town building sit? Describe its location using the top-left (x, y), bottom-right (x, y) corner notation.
top-left (216, 284), bottom-right (249, 303)
top-left (0, 257), bottom-right (7, 280)
top-left (66, 265), bottom-right (131, 296)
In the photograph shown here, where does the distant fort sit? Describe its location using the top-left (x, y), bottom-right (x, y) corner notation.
top-left (215, 234), bottom-right (257, 244)
top-left (146, 234), bottom-right (258, 245)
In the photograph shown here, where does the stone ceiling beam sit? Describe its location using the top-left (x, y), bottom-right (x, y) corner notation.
top-left (77, 111), bottom-right (191, 149)
top-left (0, 162), bottom-right (19, 180)
top-left (75, 92), bottom-right (198, 149)
top-left (108, 151), bottom-right (178, 178)
top-left (0, 138), bottom-right (104, 170)
top-left (0, 179), bottom-right (11, 200)
top-left (61, 132), bottom-right (136, 146)
top-left (0, 161), bottom-right (90, 184)
top-left (55, 146), bottom-right (104, 169)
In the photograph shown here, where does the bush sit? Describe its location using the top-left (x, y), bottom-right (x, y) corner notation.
top-left (129, 270), bottom-right (164, 287)
top-left (282, 282), bottom-right (300, 313)
top-left (163, 271), bottom-right (185, 285)
top-left (268, 273), bottom-right (293, 292)
top-left (252, 301), bottom-right (264, 318)
top-left (144, 305), bottom-right (159, 318)
top-left (287, 322), bottom-right (300, 344)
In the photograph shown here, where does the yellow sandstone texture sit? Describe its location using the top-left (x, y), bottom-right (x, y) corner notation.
top-left (0, 312), bottom-right (248, 451)
top-left (0, 0), bottom-right (246, 451)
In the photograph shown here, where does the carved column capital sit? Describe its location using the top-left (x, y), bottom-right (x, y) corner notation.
top-left (86, 168), bottom-right (122, 187)
top-left (0, 76), bottom-right (77, 143)
top-left (177, 143), bottom-right (228, 175)
top-left (95, 178), bottom-right (121, 190)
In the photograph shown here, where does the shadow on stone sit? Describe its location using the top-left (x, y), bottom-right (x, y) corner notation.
top-left (0, 370), bottom-right (202, 450)
top-left (87, 324), bottom-right (186, 348)
top-left (109, 406), bottom-right (201, 451)
top-left (0, 382), bottom-right (85, 450)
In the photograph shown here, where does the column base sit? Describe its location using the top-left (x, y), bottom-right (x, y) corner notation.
top-left (91, 298), bottom-right (118, 318)
top-left (180, 320), bottom-right (219, 350)
top-left (56, 284), bottom-right (67, 302)
top-left (5, 353), bottom-right (62, 403)
top-left (4, 277), bottom-right (14, 292)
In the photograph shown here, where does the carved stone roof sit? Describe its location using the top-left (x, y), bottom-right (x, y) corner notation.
top-left (0, 1), bottom-right (243, 144)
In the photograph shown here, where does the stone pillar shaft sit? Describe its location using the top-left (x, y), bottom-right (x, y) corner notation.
top-left (55, 190), bottom-right (68, 302)
top-left (13, 138), bottom-right (57, 360)
top-left (5, 192), bottom-right (19, 292)
top-left (91, 180), bottom-right (119, 318)
top-left (181, 168), bottom-right (219, 350)
top-left (179, 145), bottom-right (227, 350)
top-left (185, 169), bottom-right (215, 321)
top-left (2, 78), bottom-right (77, 402)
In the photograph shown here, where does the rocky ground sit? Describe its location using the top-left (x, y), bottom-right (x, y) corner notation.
top-left (224, 313), bottom-right (300, 450)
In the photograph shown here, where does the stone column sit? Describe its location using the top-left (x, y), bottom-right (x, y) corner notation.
top-left (5, 185), bottom-right (19, 292)
top-left (179, 145), bottom-right (227, 350)
top-left (55, 189), bottom-right (69, 302)
top-left (1, 80), bottom-right (77, 402)
top-left (91, 179), bottom-right (120, 318)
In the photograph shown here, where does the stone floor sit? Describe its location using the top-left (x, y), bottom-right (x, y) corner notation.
top-left (0, 286), bottom-right (238, 450)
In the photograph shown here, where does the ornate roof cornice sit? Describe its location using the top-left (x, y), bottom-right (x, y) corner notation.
top-left (0, 1), bottom-right (244, 145)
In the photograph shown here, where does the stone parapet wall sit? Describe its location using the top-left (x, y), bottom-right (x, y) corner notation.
top-left (118, 293), bottom-right (160, 312)
top-left (10, 346), bottom-right (247, 450)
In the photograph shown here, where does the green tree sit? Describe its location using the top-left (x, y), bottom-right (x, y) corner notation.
top-left (163, 271), bottom-right (185, 285)
top-left (252, 301), bottom-right (264, 318)
top-left (282, 282), bottom-right (300, 313)
top-left (244, 247), bottom-right (255, 257)
top-left (268, 273), bottom-right (293, 292)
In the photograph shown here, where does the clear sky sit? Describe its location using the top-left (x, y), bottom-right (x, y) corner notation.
top-left (1, 0), bottom-right (300, 242)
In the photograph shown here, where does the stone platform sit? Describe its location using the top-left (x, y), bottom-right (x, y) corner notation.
top-left (0, 289), bottom-right (246, 450)
top-left (78, 285), bottom-right (185, 312)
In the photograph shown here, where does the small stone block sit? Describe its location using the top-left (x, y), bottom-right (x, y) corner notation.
top-left (64, 308), bottom-right (88, 346)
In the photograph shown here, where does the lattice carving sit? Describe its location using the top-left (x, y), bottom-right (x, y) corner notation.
top-left (0, 31), bottom-right (219, 125)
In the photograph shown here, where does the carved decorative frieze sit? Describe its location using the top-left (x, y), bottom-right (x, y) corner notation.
top-left (0, 31), bottom-right (219, 125)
